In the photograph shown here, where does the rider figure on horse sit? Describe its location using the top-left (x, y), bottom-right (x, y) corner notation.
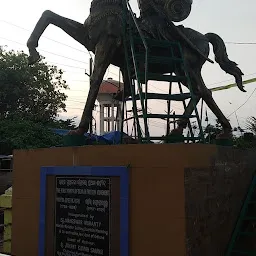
top-left (138, 0), bottom-right (192, 38)
top-left (137, 0), bottom-right (213, 63)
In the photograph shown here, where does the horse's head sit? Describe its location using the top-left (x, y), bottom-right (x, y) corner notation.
top-left (138, 0), bottom-right (192, 22)
top-left (164, 0), bottom-right (193, 22)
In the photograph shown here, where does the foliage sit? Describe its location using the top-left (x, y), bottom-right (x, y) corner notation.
top-left (230, 116), bottom-right (256, 149)
top-left (0, 46), bottom-right (68, 122)
top-left (203, 122), bottom-right (222, 143)
top-left (0, 118), bottom-right (64, 155)
top-left (203, 118), bottom-right (256, 149)
top-left (0, 46), bottom-right (79, 154)
top-left (44, 118), bottom-right (77, 130)
top-left (233, 133), bottom-right (256, 149)
top-left (245, 116), bottom-right (256, 135)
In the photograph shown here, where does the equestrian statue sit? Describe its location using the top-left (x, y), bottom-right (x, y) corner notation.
top-left (26, 0), bottom-right (245, 140)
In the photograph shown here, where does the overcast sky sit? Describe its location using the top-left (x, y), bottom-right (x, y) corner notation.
top-left (0, 0), bottom-right (255, 136)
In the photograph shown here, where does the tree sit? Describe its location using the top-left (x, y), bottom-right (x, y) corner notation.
top-left (246, 116), bottom-right (256, 135)
top-left (0, 46), bottom-right (68, 121)
top-left (50, 118), bottom-right (77, 130)
top-left (0, 47), bottom-right (78, 154)
top-left (202, 119), bottom-right (223, 143)
top-left (0, 118), bottom-right (64, 155)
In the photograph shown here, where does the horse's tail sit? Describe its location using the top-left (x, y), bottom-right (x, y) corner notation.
top-left (205, 32), bottom-right (245, 92)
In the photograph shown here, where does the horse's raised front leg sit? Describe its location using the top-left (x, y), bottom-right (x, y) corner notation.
top-left (68, 36), bottom-right (120, 135)
top-left (27, 10), bottom-right (89, 65)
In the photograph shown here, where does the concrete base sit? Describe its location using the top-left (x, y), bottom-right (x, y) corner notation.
top-left (11, 144), bottom-right (256, 256)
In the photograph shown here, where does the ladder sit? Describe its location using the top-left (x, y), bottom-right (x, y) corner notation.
top-left (121, 2), bottom-right (204, 144)
top-left (225, 174), bottom-right (256, 256)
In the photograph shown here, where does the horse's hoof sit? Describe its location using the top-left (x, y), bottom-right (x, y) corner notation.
top-left (28, 55), bottom-right (40, 66)
top-left (67, 128), bottom-right (85, 136)
top-left (27, 51), bottom-right (40, 66)
top-left (239, 86), bottom-right (246, 93)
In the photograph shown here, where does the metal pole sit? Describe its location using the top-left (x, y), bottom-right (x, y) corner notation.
top-left (166, 80), bottom-right (172, 136)
top-left (89, 57), bottom-right (93, 134)
top-left (200, 98), bottom-right (203, 122)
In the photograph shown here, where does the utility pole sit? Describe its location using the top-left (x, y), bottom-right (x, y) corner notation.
top-left (166, 80), bottom-right (172, 136)
top-left (86, 57), bottom-right (94, 134)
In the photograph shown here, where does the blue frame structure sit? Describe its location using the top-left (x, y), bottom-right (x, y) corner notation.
top-left (39, 166), bottom-right (129, 256)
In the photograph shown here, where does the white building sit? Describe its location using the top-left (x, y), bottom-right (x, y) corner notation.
top-left (97, 78), bottom-right (123, 135)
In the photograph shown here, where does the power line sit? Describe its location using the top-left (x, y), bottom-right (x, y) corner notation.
top-left (2, 33), bottom-right (255, 90)
top-left (227, 88), bottom-right (256, 118)
top-left (66, 99), bottom-right (87, 104)
top-left (47, 61), bottom-right (85, 70)
top-left (0, 36), bottom-right (120, 78)
top-left (65, 105), bottom-right (165, 130)
top-left (1, 30), bottom-right (256, 120)
top-left (208, 72), bottom-right (256, 88)
top-left (0, 37), bottom-right (119, 80)
top-left (40, 48), bottom-right (88, 65)
top-left (47, 61), bottom-right (118, 79)
top-left (3, 21), bottom-right (253, 133)
top-left (0, 19), bottom-right (88, 54)
top-left (226, 42), bottom-right (256, 45)
top-left (0, 19), bottom-right (121, 73)
top-left (2, 19), bottom-right (256, 47)
top-left (0, 36), bottom-right (89, 65)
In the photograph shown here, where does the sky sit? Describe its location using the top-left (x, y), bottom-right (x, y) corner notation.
top-left (0, 0), bottom-right (256, 136)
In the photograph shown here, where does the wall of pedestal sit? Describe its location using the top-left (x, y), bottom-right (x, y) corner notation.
top-left (11, 144), bottom-right (256, 256)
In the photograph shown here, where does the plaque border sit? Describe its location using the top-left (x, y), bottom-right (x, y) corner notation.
top-left (39, 166), bottom-right (129, 256)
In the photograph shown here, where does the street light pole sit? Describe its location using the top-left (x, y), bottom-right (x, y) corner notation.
top-left (85, 57), bottom-right (94, 134)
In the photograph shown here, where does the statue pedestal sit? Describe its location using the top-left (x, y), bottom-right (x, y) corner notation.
top-left (11, 144), bottom-right (256, 255)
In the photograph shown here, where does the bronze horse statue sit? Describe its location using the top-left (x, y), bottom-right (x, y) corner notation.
top-left (26, 0), bottom-right (245, 139)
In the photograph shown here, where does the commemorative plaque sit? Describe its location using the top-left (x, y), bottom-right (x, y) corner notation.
top-left (43, 174), bottom-right (121, 256)
top-left (55, 176), bottom-right (111, 255)
top-left (39, 166), bottom-right (128, 256)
